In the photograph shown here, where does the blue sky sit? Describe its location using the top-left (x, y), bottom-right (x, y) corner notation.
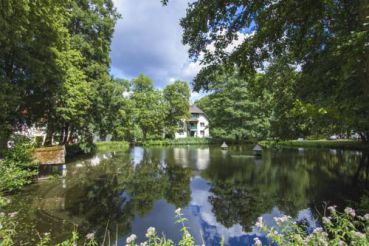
top-left (110, 0), bottom-right (204, 100)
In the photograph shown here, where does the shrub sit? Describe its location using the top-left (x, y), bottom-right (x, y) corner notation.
top-left (0, 138), bottom-right (39, 192)
top-left (122, 208), bottom-right (197, 246)
top-left (0, 206), bottom-right (195, 246)
top-left (142, 137), bottom-right (214, 146)
top-left (256, 206), bottom-right (369, 245)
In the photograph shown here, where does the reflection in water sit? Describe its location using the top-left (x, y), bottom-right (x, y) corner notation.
top-left (4, 146), bottom-right (369, 245)
top-left (173, 147), bottom-right (210, 170)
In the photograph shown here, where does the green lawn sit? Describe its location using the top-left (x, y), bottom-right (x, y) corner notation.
top-left (260, 139), bottom-right (369, 151)
top-left (95, 141), bottom-right (130, 152)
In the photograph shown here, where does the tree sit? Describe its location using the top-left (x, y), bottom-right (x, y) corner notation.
top-left (97, 78), bottom-right (133, 141)
top-left (197, 73), bottom-right (270, 141)
top-left (131, 74), bottom-right (168, 141)
top-left (0, 0), bottom-right (70, 153)
top-left (43, 0), bottom-right (120, 148)
top-left (164, 0), bottom-right (369, 141)
top-left (163, 81), bottom-right (190, 138)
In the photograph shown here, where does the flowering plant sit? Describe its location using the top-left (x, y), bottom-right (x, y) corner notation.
top-left (124, 208), bottom-right (197, 246)
top-left (255, 206), bottom-right (369, 245)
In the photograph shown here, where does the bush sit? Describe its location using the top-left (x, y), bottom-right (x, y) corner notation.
top-left (0, 138), bottom-right (39, 192)
top-left (0, 206), bottom-right (196, 246)
top-left (259, 139), bottom-right (369, 151)
top-left (256, 206), bottom-right (369, 245)
top-left (141, 137), bottom-right (214, 146)
top-left (125, 208), bottom-right (197, 246)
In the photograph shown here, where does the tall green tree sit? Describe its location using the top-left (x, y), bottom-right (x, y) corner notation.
top-left (98, 78), bottom-right (133, 141)
top-left (197, 73), bottom-right (270, 141)
top-left (0, 0), bottom-right (71, 153)
top-left (163, 81), bottom-right (190, 138)
top-left (165, 0), bottom-right (369, 141)
top-left (131, 74), bottom-right (168, 141)
top-left (44, 0), bottom-right (120, 148)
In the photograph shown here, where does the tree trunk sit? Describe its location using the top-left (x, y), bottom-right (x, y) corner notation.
top-left (67, 126), bottom-right (75, 144)
top-left (44, 124), bottom-right (54, 146)
top-left (143, 129), bottom-right (147, 141)
top-left (59, 124), bottom-right (67, 145)
top-left (62, 124), bottom-right (69, 145)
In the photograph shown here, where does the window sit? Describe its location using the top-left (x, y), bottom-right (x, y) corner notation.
top-left (200, 130), bottom-right (205, 136)
top-left (200, 122), bottom-right (205, 127)
top-left (192, 113), bottom-right (199, 118)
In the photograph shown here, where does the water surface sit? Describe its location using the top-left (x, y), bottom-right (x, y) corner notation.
top-left (5, 145), bottom-right (369, 245)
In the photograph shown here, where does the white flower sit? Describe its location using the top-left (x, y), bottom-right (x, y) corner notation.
top-left (328, 206), bottom-right (337, 213)
top-left (313, 227), bottom-right (324, 234)
top-left (86, 232), bottom-right (95, 240)
top-left (364, 214), bottom-right (369, 220)
top-left (140, 242), bottom-right (148, 246)
top-left (344, 207), bottom-right (356, 217)
top-left (338, 240), bottom-right (345, 246)
top-left (255, 217), bottom-right (263, 228)
top-left (145, 227), bottom-right (156, 238)
top-left (126, 234), bottom-right (137, 244)
top-left (303, 235), bottom-right (313, 244)
top-left (8, 212), bottom-right (18, 218)
top-left (353, 231), bottom-right (365, 239)
top-left (254, 237), bottom-right (262, 246)
top-left (274, 215), bottom-right (291, 224)
top-left (322, 217), bottom-right (332, 225)
top-left (175, 208), bottom-right (182, 216)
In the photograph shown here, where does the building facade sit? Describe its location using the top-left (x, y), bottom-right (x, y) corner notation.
top-left (175, 105), bottom-right (210, 138)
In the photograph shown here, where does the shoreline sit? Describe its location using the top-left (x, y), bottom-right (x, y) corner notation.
top-left (260, 139), bottom-right (369, 151)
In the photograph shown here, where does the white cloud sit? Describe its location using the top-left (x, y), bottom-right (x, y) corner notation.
top-left (110, 0), bottom-right (195, 88)
top-left (109, 1), bottom-right (253, 98)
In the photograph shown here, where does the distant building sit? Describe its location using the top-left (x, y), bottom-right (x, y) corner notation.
top-left (175, 105), bottom-right (210, 138)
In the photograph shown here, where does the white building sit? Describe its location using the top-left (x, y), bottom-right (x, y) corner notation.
top-left (175, 105), bottom-right (210, 138)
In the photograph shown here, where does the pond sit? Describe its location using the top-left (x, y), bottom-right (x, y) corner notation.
top-left (5, 145), bottom-right (369, 245)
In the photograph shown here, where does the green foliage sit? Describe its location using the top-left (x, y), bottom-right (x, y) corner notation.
top-left (196, 73), bottom-right (270, 141)
top-left (0, 139), bottom-right (38, 192)
top-left (163, 81), bottom-right (191, 138)
top-left (0, 0), bottom-right (71, 150)
top-left (142, 137), bottom-right (213, 146)
top-left (0, 0), bottom-right (121, 149)
top-left (124, 208), bottom-right (196, 246)
top-left (260, 140), bottom-right (369, 151)
top-left (256, 206), bottom-right (369, 245)
top-left (170, 0), bottom-right (369, 141)
top-left (98, 78), bottom-right (133, 141)
top-left (131, 74), bottom-right (169, 140)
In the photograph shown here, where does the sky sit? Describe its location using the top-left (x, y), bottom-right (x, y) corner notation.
top-left (110, 0), bottom-right (203, 100)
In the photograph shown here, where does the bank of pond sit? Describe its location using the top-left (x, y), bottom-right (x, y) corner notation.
top-left (1, 143), bottom-right (369, 245)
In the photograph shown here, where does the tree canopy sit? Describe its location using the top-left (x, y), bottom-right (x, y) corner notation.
top-left (164, 0), bottom-right (369, 141)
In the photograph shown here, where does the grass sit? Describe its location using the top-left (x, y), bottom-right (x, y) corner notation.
top-left (140, 137), bottom-right (214, 146)
top-left (260, 139), bottom-right (369, 151)
top-left (95, 141), bottom-right (130, 152)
